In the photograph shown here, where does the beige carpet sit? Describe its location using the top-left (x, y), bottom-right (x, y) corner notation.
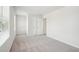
top-left (10, 35), bottom-right (79, 52)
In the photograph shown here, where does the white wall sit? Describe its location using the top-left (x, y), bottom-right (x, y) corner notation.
top-left (16, 15), bottom-right (27, 35)
top-left (45, 7), bottom-right (79, 48)
top-left (9, 6), bottom-right (16, 50)
top-left (43, 18), bottom-right (47, 35)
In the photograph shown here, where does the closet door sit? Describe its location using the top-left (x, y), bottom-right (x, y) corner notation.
top-left (28, 15), bottom-right (44, 36)
top-left (36, 16), bottom-right (43, 35)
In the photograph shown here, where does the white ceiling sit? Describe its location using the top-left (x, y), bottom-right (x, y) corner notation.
top-left (15, 6), bottom-right (64, 15)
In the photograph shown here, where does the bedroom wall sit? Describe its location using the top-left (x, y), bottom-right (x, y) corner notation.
top-left (45, 7), bottom-right (79, 48)
top-left (16, 15), bottom-right (28, 35)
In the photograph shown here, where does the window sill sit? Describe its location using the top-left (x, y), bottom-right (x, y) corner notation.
top-left (0, 31), bottom-right (9, 47)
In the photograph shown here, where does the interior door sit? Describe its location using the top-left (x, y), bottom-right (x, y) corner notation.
top-left (16, 15), bottom-right (27, 35)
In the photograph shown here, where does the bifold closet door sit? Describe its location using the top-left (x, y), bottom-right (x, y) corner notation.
top-left (28, 15), bottom-right (43, 36)
top-left (36, 17), bottom-right (43, 35)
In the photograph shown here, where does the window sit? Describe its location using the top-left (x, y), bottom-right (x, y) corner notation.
top-left (0, 17), bottom-right (8, 32)
top-left (0, 6), bottom-right (9, 32)
top-left (0, 6), bottom-right (9, 48)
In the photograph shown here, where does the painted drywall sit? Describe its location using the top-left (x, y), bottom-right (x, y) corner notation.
top-left (43, 18), bottom-right (47, 35)
top-left (0, 6), bottom-right (16, 51)
top-left (45, 7), bottom-right (79, 48)
top-left (28, 15), bottom-right (44, 36)
top-left (16, 15), bottom-right (27, 35)
top-left (9, 6), bottom-right (16, 51)
top-left (14, 16), bottom-right (16, 36)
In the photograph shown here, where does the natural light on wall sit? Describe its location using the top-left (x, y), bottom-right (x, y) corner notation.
top-left (0, 6), bottom-right (9, 48)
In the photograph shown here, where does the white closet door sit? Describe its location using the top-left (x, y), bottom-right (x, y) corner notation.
top-left (33, 16), bottom-right (43, 35)
top-left (28, 15), bottom-right (44, 36)
top-left (36, 16), bottom-right (43, 35)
